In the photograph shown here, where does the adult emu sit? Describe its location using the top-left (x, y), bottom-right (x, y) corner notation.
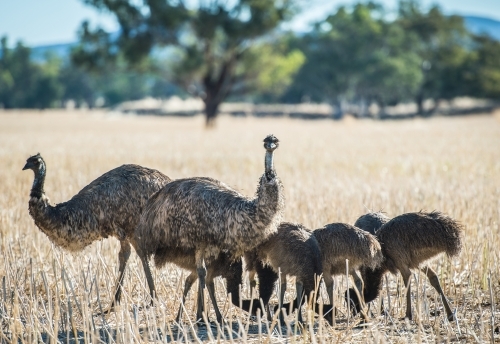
top-left (22, 154), bottom-right (171, 310)
top-left (134, 135), bottom-right (284, 321)
top-left (346, 211), bottom-right (463, 320)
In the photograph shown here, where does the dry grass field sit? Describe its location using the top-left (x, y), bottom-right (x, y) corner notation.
top-left (0, 110), bottom-right (499, 343)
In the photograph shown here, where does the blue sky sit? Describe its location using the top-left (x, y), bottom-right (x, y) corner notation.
top-left (1, 0), bottom-right (499, 46)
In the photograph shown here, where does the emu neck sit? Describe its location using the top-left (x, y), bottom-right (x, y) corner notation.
top-left (264, 150), bottom-right (275, 180)
top-left (362, 265), bottom-right (388, 303)
top-left (31, 165), bottom-right (46, 199)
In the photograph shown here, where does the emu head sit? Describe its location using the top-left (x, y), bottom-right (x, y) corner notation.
top-left (22, 153), bottom-right (44, 172)
top-left (263, 135), bottom-right (279, 181)
top-left (263, 135), bottom-right (279, 152)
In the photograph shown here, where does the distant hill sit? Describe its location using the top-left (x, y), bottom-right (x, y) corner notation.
top-left (463, 15), bottom-right (500, 40)
top-left (31, 42), bottom-right (75, 62)
top-left (27, 15), bottom-right (500, 62)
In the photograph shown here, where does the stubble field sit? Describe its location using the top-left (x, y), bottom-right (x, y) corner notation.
top-left (0, 110), bottom-right (499, 343)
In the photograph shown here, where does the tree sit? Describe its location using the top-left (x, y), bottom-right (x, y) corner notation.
top-left (0, 37), bottom-right (62, 109)
top-left (75, 0), bottom-right (299, 126)
top-left (397, 0), bottom-right (470, 114)
top-left (463, 34), bottom-right (500, 100)
top-left (283, 3), bottom-right (422, 116)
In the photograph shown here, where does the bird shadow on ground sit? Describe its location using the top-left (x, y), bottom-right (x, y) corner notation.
top-left (30, 321), bottom-right (294, 343)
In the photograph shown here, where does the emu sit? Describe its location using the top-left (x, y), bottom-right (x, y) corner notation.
top-left (354, 211), bottom-right (390, 235)
top-left (314, 223), bottom-right (383, 307)
top-left (22, 154), bottom-right (171, 310)
top-left (242, 222), bottom-right (322, 324)
top-left (153, 248), bottom-right (243, 323)
top-left (346, 211), bottom-right (463, 320)
top-left (255, 222), bottom-right (382, 324)
top-left (133, 135), bottom-right (284, 321)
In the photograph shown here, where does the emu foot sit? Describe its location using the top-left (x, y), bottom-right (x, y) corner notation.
top-left (430, 308), bottom-right (456, 321)
top-left (447, 311), bottom-right (457, 322)
top-left (95, 307), bottom-right (114, 316)
top-left (402, 315), bottom-right (413, 322)
top-left (195, 315), bottom-right (210, 327)
top-left (429, 309), bottom-right (441, 317)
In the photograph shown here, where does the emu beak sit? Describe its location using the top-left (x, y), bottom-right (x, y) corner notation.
top-left (22, 162), bottom-right (31, 170)
top-left (268, 142), bottom-right (277, 150)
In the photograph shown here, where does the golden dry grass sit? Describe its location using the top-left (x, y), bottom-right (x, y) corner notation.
top-left (0, 110), bottom-right (499, 343)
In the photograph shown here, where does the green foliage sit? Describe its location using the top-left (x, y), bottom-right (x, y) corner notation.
top-left (283, 0), bottom-right (499, 115)
top-left (284, 2), bottom-right (423, 110)
top-left (234, 39), bottom-right (305, 102)
top-left (1, 1), bottom-right (499, 113)
top-left (0, 35), bottom-right (180, 109)
top-left (464, 35), bottom-right (500, 99)
top-left (0, 37), bottom-right (62, 109)
top-left (75, 0), bottom-right (300, 124)
top-left (397, 0), bottom-right (472, 112)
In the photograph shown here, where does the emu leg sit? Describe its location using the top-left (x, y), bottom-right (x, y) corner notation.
top-left (176, 272), bottom-right (198, 323)
top-left (195, 249), bottom-right (207, 322)
top-left (352, 270), bottom-right (364, 298)
top-left (278, 280), bottom-right (287, 325)
top-left (350, 270), bottom-right (364, 312)
top-left (421, 266), bottom-right (454, 320)
top-left (323, 274), bottom-right (335, 324)
top-left (323, 274), bottom-right (334, 305)
top-left (249, 270), bottom-right (256, 295)
top-left (139, 252), bottom-right (156, 305)
top-left (400, 267), bottom-right (413, 320)
top-left (207, 279), bottom-right (223, 324)
top-left (108, 241), bottom-right (131, 312)
top-left (295, 281), bottom-right (304, 323)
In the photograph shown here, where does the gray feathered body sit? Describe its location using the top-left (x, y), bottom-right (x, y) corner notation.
top-left (347, 211), bottom-right (463, 313)
top-left (136, 175), bottom-right (284, 260)
top-left (242, 222), bottom-right (322, 316)
top-left (28, 164), bottom-right (171, 252)
top-left (154, 246), bottom-right (243, 304)
top-left (377, 211), bottom-right (462, 274)
top-left (246, 222), bottom-right (322, 285)
top-left (314, 223), bottom-right (383, 275)
top-left (354, 212), bottom-right (390, 235)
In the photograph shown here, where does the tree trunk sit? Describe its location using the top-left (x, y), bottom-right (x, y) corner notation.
top-left (201, 56), bottom-right (237, 127)
top-left (204, 96), bottom-right (220, 128)
top-left (416, 92), bottom-right (424, 116)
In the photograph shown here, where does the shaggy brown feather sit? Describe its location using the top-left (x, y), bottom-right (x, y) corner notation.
top-left (243, 222), bottom-right (322, 323)
top-left (256, 222), bottom-right (382, 323)
top-left (154, 247), bottom-right (243, 323)
top-left (354, 212), bottom-right (390, 235)
top-left (133, 135), bottom-right (284, 321)
top-left (23, 153), bottom-right (171, 307)
top-left (347, 211), bottom-right (463, 320)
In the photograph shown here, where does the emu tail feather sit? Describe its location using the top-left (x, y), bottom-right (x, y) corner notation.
top-left (427, 211), bottom-right (463, 257)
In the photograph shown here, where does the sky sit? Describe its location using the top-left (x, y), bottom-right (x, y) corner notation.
top-left (1, 0), bottom-right (500, 47)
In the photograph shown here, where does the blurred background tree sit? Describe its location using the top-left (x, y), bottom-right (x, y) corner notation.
top-left (397, 0), bottom-right (470, 115)
top-left (283, 2), bottom-right (423, 117)
top-left (0, 0), bottom-right (499, 118)
top-left (0, 37), bottom-right (62, 109)
top-left (72, 0), bottom-right (301, 126)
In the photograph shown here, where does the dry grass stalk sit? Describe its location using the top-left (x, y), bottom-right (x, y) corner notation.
top-left (0, 110), bottom-right (499, 342)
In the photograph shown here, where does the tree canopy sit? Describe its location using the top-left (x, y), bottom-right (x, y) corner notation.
top-left (1, 0), bottom-right (499, 117)
top-left (74, 0), bottom-right (302, 125)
